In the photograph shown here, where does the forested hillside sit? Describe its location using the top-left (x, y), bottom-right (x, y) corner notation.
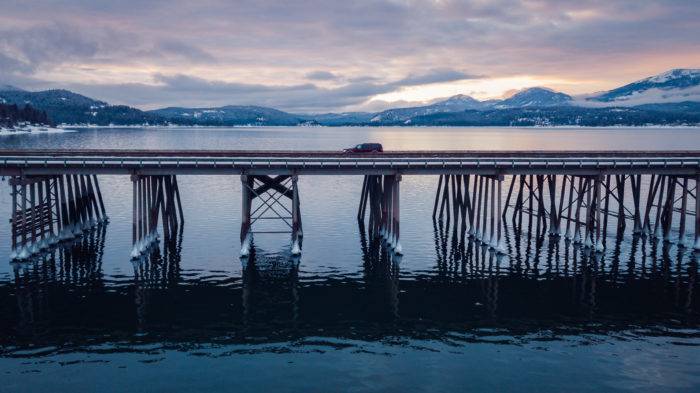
top-left (0, 103), bottom-right (51, 128)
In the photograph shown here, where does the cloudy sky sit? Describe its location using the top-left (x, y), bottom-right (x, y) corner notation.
top-left (1, 0), bottom-right (699, 112)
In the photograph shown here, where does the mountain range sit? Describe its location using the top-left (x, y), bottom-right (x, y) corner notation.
top-left (2, 68), bottom-right (700, 127)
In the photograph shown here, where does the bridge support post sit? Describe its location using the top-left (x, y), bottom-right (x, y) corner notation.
top-left (239, 174), bottom-right (300, 257)
top-left (488, 177), bottom-right (495, 248)
top-left (695, 174), bottom-right (700, 250)
top-left (381, 176), bottom-right (391, 240)
top-left (583, 178), bottom-right (593, 248)
top-left (594, 175), bottom-right (604, 252)
top-left (9, 174), bottom-right (106, 261)
top-left (392, 175), bottom-right (402, 254)
top-left (495, 175), bottom-right (506, 253)
top-left (564, 176), bottom-right (575, 239)
top-left (678, 178), bottom-right (688, 247)
top-left (642, 175), bottom-right (658, 235)
top-left (482, 177), bottom-right (490, 245)
top-left (652, 175), bottom-right (666, 240)
top-left (572, 178), bottom-right (585, 244)
top-left (291, 175), bottom-right (301, 255)
top-left (617, 175), bottom-right (627, 235)
top-left (358, 175), bottom-right (401, 254)
top-left (474, 176), bottom-right (483, 240)
top-left (513, 175), bottom-right (525, 235)
top-left (131, 175), bottom-right (181, 259)
top-left (663, 176), bottom-right (677, 243)
top-left (240, 175), bottom-right (252, 256)
top-left (36, 181), bottom-right (48, 250)
top-left (631, 175), bottom-right (643, 234)
top-left (359, 175), bottom-right (384, 239)
top-left (56, 175), bottom-right (71, 240)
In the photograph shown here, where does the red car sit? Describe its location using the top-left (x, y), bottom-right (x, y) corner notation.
top-left (344, 143), bottom-right (383, 153)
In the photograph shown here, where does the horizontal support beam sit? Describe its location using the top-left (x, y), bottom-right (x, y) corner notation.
top-left (3, 166), bottom-right (698, 176)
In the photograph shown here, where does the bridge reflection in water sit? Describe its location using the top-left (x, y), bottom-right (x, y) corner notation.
top-left (1, 221), bottom-right (698, 355)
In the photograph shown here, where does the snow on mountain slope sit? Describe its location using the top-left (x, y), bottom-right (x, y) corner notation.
top-left (587, 69), bottom-right (700, 105)
top-left (494, 87), bottom-right (572, 108)
top-left (370, 94), bottom-right (486, 123)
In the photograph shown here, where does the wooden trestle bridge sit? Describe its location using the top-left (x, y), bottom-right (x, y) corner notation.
top-left (1, 149), bottom-right (699, 261)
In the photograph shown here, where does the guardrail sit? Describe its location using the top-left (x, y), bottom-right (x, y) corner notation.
top-left (1, 153), bottom-right (699, 176)
top-left (1, 155), bottom-right (699, 166)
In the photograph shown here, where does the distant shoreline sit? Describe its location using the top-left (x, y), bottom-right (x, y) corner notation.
top-left (0, 125), bottom-right (74, 136)
top-left (56, 124), bottom-right (700, 129)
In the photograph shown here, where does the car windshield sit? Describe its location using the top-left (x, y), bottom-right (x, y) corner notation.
top-left (356, 144), bottom-right (362, 149)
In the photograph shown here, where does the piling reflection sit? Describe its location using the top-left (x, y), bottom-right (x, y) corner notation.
top-left (0, 221), bottom-right (698, 356)
top-left (433, 218), bottom-right (699, 323)
top-left (132, 227), bottom-right (184, 289)
top-left (5, 226), bottom-right (107, 343)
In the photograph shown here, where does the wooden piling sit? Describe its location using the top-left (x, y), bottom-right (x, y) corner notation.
top-left (496, 176), bottom-right (504, 252)
top-left (695, 174), bottom-right (700, 250)
top-left (20, 183), bottom-right (28, 255)
top-left (602, 175), bottom-right (611, 241)
top-left (37, 180), bottom-right (46, 248)
top-left (564, 176), bottom-right (575, 238)
top-left (630, 175), bottom-right (653, 234)
top-left (489, 178), bottom-right (496, 247)
top-left (662, 176), bottom-right (676, 242)
top-left (433, 175), bottom-right (443, 220)
top-left (241, 175), bottom-right (252, 244)
top-left (93, 175), bottom-right (107, 220)
top-left (29, 182), bottom-right (37, 252)
top-left (595, 175), bottom-right (603, 251)
top-left (58, 175), bottom-right (70, 237)
top-left (515, 175), bottom-right (526, 231)
top-left (132, 175), bottom-right (137, 248)
top-left (652, 175), bottom-right (666, 239)
top-left (469, 175), bottom-right (480, 235)
top-left (616, 175), bottom-right (627, 234)
top-left (173, 176), bottom-right (184, 224)
top-left (482, 176), bottom-right (490, 242)
top-left (292, 175), bottom-right (301, 254)
top-left (573, 177), bottom-right (585, 243)
top-left (393, 175), bottom-right (402, 254)
top-left (547, 175), bottom-right (558, 236)
top-left (678, 177), bottom-right (688, 246)
top-left (359, 176), bottom-right (369, 221)
top-left (11, 181), bottom-right (18, 254)
top-left (503, 175), bottom-right (515, 219)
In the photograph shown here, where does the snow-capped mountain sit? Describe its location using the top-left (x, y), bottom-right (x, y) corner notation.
top-left (370, 94), bottom-right (486, 123)
top-left (495, 87), bottom-right (572, 108)
top-left (588, 68), bottom-right (700, 105)
top-left (432, 94), bottom-right (484, 110)
top-left (4, 68), bottom-right (700, 126)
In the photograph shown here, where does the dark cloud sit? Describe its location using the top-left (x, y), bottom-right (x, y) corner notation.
top-left (305, 71), bottom-right (339, 81)
top-left (155, 40), bottom-right (217, 63)
top-left (0, 23), bottom-right (100, 73)
top-left (64, 73), bottom-right (413, 112)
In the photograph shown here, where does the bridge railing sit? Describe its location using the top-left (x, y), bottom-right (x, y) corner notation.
top-left (2, 155), bottom-right (699, 169)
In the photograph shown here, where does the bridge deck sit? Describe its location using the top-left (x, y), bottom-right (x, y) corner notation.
top-left (1, 149), bottom-right (699, 176)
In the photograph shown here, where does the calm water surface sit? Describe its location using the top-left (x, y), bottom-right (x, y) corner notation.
top-left (1, 127), bottom-right (699, 392)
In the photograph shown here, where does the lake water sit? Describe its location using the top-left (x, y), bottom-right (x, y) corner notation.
top-left (1, 127), bottom-right (699, 392)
